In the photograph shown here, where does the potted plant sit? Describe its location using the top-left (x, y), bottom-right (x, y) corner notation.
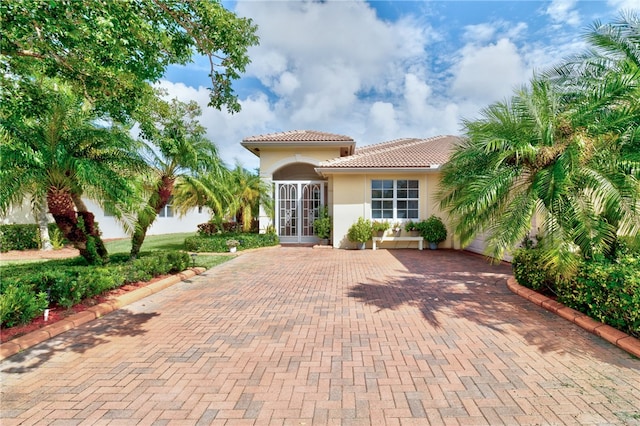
top-left (417, 216), bottom-right (447, 249)
top-left (347, 217), bottom-right (373, 249)
top-left (404, 220), bottom-right (419, 236)
top-left (371, 220), bottom-right (390, 237)
top-left (313, 207), bottom-right (332, 245)
top-left (226, 239), bottom-right (240, 253)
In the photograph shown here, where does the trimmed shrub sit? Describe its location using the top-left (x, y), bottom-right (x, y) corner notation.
top-left (0, 284), bottom-right (48, 327)
top-left (557, 256), bottom-right (640, 338)
top-left (0, 224), bottom-right (40, 252)
top-left (185, 232), bottom-right (279, 252)
top-left (0, 223), bottom-right (68, 252)
top-left (512, 247), bottom-right (556, 293)
top-left (0, 250), bottom-right (194, 326)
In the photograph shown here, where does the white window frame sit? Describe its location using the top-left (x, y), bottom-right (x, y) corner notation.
top-left (371, 179), bottom-right (419, 220)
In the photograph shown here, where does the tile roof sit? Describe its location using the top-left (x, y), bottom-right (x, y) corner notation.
top-left (317, 135), bottom-right (460, 170)
top-left (242, 130), bottom-right (354, 142)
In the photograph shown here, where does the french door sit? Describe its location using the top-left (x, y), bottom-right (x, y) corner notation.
top-left (276, 181), bottom-right (325, 243)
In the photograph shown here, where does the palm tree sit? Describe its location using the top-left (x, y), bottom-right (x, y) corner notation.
top-left (225, 165), bottom-right (271, 232)
top-left (0, 82), bottom-right (146, 264)
top-left (130, 97), bottom-right (224, 258)
top-left (440, 52), bottom-right (639, 277)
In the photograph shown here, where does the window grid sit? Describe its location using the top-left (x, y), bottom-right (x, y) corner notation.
top-left (371, 179), bottom-right (419, 220)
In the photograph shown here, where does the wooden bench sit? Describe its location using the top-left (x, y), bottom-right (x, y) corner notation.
top-left (372, 236), bottom-right (423, 250)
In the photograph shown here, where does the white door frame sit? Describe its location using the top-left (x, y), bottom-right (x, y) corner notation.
top-left (275, 181), bottom-right (325, 243)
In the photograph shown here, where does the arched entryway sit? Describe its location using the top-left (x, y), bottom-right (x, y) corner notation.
top-left (273, 163), bottom-right (326, 244)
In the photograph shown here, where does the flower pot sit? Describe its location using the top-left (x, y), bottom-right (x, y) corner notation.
top-left (319, 238), bottom-right (329, 245)
top-left (428, 242), bottom-right (438, 250)
top-left (357, 242), bottom-right (366, 250)
top-left (229, 246), bottom-right (237, 253)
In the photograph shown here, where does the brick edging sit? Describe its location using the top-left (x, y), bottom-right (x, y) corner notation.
top-left (507, 276), bottom-right (640, 358)
top-left (0, 267), bottom-right (206, 361)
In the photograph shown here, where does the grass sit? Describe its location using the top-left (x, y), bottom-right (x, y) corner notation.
top-left (105, 232), bottom-right (198, 254)
top-left (1, 233), bottom-right (231, 269)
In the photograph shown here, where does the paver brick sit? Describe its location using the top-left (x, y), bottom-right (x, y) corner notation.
top-left (2, 248), bottom-right (639, 425)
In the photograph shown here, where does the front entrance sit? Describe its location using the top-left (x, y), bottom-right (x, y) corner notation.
top-left (276, 181), bottom-right (325, 243)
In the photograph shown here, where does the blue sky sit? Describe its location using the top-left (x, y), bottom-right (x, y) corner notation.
top-left (160, 0), bottom-right (638, 170)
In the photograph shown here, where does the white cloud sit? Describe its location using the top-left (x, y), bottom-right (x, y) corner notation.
top-left (545, 0), bottom-right (581, 26)
top-left (368, 102), bottom-right (398, 140)
top-left (451, 38), bottom-right (527, 103)
top-left (154, 1), bottom-right (617, 169)
top-left (607, 0), bottom-right (640, 10)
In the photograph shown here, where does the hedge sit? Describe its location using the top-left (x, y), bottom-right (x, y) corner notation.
top-left (0, 223), bottom-right (66, 252)
top-left (0, 251), bottom-right (191, 327)
top-left (185, 232), bottom-right (279, 252)
top-left (513, 246), bottom-right (640, 338)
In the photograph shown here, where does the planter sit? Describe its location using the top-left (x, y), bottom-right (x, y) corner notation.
top-left (319, 238), bottom-right (329, 246)
top-left (229, 246), bottom-right (237, 253)
top-left (428, 242), bottom-right (438, 250)
top-left (357, 242), bottom-right (366, 250)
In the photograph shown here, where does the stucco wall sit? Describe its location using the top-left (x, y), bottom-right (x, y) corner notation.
top-left (1, 198), bottom-right (209, 240)
top-left (330, 172), bottom-right (457, 249)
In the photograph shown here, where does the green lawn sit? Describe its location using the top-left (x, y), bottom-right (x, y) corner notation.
top-left (1, 233), bottom-right (230, 269)
top-left (105, 232), bottom-right (197, 254)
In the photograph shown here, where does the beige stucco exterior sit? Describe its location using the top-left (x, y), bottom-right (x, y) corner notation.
top-left (329, 172), bottom-right (458, 249)
top-left (245, 145), bottom-right (457, 249)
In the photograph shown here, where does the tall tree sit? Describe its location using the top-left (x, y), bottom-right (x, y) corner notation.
top-left (1, 0), bottom-right (259, 120)
top-left (439, 14), bottom-right (640, 276)
top-left (130, 96), bottom-right (224, 258)
top-left (225, 165), bottom-right (271, 232)
top-left (0, 82), bottom-right (147, 264)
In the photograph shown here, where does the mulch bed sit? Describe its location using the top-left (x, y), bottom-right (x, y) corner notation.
top-left (0, 275), bottom-right (169, 343)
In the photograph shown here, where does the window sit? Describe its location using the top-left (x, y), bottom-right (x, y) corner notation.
top-left (159, 197), bottom-right (174, 218)
top-left (371, 179), bottom-right (419, 219)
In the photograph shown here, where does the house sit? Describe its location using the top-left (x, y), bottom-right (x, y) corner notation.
top-left (242, 130), bottom-right (465, 250)
top-left (1, 198), bottom-right (209, 240)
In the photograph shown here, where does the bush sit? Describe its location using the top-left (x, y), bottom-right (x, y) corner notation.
top-left (514, 243), bottom-right (640, 338)
top-left (0, 223), bottom-right (67, 252)
top-left (512, 247), bottom-right (556, 293)
top-left (313, 207), bottom-right (331, 239)
top-left (185, 232), bottom-right (279, 252)
top-left (197, 221), bottom-right (243, 235)
top-left (0, 250), bottom-right (194, 325)
top-left (0, 284), bottom-right (48, 327)
top-left (416, 216), bottom-right (447, 244)
top-left (0, 224), bottom-right (40, 252)
top-left (347, 217), bottom-right (373, 244)
top-left (557, 256), bottom-right (640, 338)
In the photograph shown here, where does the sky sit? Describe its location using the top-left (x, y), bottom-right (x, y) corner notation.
top-left (160, 0), bottom-right (639, 170)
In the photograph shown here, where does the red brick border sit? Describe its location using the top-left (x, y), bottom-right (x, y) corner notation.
top-left (506, 276), bottom-right (640, 358)
top-left (0, 267), bottom-right (206, 361)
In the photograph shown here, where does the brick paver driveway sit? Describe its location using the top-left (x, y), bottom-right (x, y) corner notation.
top-left (2, 247), bottom-right (639, 425)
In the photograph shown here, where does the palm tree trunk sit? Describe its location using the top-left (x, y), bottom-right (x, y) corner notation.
top-left (47, 188), bottom-right (103, 264)
top-left (36, 197), bottom-right (53, 251)
top-left (71, 193), bottom-right (108, 260)
top-left (130, 176), bottom-right (174, 259)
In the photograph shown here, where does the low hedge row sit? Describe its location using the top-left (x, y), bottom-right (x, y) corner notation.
top-left (0, 251), bottom-right (191, 328)
top-left (185, 232), bottom-right (279, 252)
top-left (0, 223), bottom-right (64, 252)
top-left (513, 247), bottom-right (640, 338)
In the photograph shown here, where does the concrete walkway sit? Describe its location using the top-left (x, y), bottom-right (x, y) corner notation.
top-left (1, 247), bottom-right (639, 425)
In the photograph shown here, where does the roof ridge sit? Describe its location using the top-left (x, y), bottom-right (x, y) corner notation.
top-left (243, 129), bottom-right (354, 142)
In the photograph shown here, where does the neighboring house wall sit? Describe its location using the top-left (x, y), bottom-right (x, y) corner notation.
top-left (1, 198), bottom-right (208, 240)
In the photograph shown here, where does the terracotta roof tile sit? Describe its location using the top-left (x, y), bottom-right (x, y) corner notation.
top-left (242, 130), bottom-right (354, 143)
top-left (318, 135), bottom-right (460, 169)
